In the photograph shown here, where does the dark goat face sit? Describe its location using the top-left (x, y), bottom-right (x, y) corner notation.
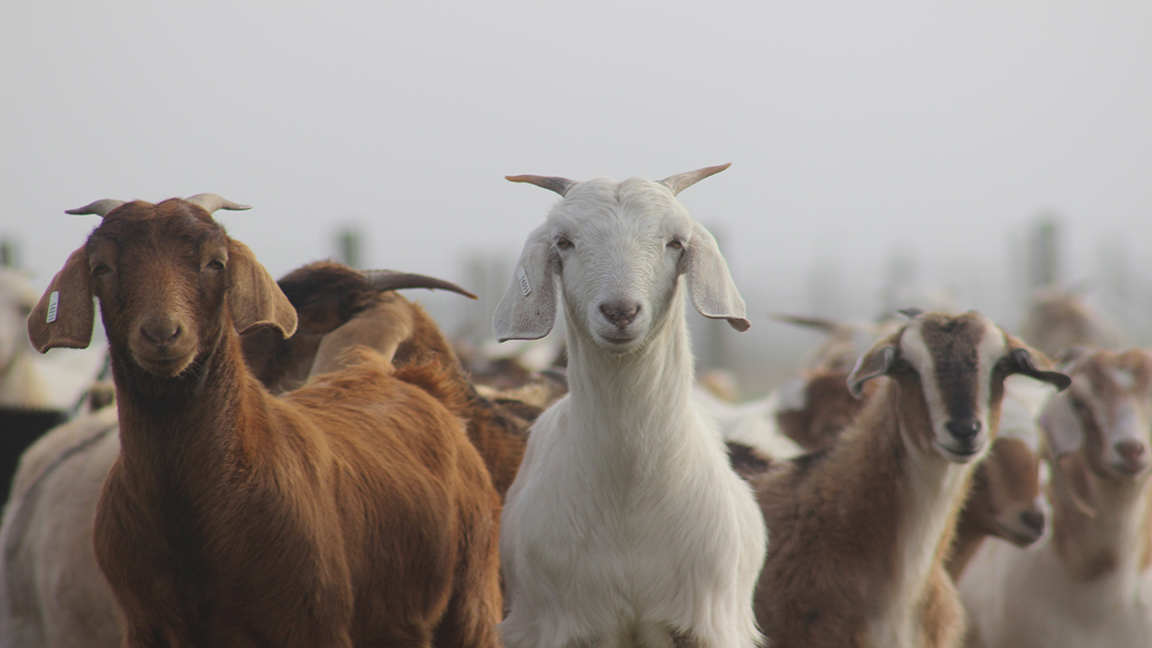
top-left (849, 311), bottom-right (1070, 464)
top-left (28, 198), bottom-right (297, 379)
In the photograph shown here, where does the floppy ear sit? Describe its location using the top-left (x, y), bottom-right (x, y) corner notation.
top-left (1040, 392), bottom-right (1084, 458)
top-left (1006, 340), bottom-right (1072, 391)
top-left (493, 224), bottom-right (558, 342)
top-left (847, 342), bottom-right (896, 398)
top-left (226, 240), bottom-right (297, 338)
top-left (682, 222), bottom-right (750, 332)
top-left (27, 247), bottom-right (95, 352)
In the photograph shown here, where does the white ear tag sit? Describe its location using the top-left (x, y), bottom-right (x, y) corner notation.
top-left (517, 266), bottom-right (531, 296)
top-left (46, 291), bottom-right (60, 323)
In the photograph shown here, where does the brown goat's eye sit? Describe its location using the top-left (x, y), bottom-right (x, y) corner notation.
top-left (668, 239), bottom-right (684, 250)
top-left (555, 237), bottom-right (573, 251)
top-left (92, 263), bottom-right (112, 277)
top-left (205, 259), bottom-right (226, 271)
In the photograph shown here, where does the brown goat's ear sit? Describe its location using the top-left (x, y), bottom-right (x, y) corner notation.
top-left (1006, 341), bottom-right (1072, 392)
top-left (27, 247), bottom-right (95, 352)
top-left (847, 343), bottom-right (895, 398)
top-left (226, 240), bottom-right (297, 338)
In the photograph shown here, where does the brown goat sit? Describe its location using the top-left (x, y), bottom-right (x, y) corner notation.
top-left (27, 197), bottom-right (502, 648)
top-left (775, 341), bottom-right (1049, 582)
top-left (751, 311), bottom-right (1068, 648)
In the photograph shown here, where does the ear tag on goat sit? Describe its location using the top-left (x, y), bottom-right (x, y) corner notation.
top-left (517, 266), bottom-right (531, 296)
top-left (46, 291), bottom-right (60, 323)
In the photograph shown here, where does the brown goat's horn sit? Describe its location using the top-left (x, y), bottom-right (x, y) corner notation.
top-left (184, 194), bottom-right (252, 213)
top-left (771, 313), bottom-right (843, 333)
top-left (362, 270), bottom-right (478, 300)
top-left (658, 163), bottom-right (731, 196)
top-left (65, 199), bottom-right (126, 217)
top-left (506, 175), bottom-right (578, 197)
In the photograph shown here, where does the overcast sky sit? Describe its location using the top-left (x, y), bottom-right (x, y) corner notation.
top-left (3, 1), bottom-right (1151, 352)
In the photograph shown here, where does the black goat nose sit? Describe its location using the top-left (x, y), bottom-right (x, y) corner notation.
top-left (945, 419), bottom-right (982, 441)
top-left (1019, 510), bottom-right (1046, 535)
top-left (599, 301), bottom-right (641, 328)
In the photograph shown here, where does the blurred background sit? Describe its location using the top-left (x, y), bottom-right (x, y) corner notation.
top-left (3, 1), bottom-right (1150, 395)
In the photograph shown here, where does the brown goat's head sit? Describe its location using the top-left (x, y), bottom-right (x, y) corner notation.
top-left (848, 311), bottom-right (1070, 464)
top-left (968, 436), bottom-right (1047, 546)
top-left (1041, 349), bottom-right (1152, 482)
top-left (775, 370), bottom-right (871, 451)
top-left (28, 197), bottom-right (296, 379)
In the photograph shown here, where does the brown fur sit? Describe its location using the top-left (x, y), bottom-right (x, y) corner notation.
top-left (751, 312), bottom-right (1065, 648)
top-left (33, 200), bottom-right (502, 648)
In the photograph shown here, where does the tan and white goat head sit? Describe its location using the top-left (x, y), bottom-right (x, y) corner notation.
top-left (848, 310), bottom-right (1070, 464)
top-left (494, 163), bottom-right (748, 350)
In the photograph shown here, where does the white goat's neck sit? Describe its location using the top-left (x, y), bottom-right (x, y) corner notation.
top-left (1051, 456), bottom-right (1152, 585)
top-left (563, 289), bottom-right (697, 461)
top-left (0, 350), bottom-right (50, 409)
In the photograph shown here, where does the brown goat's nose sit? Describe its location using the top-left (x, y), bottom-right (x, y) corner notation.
top-left (600, 301), bottom-right (641, 328)
top-left (946, 420), bottom-right (982, 441)
top-left (141, 319), bottom-right (181, 347)
top-left (1019, 510), bottom-right (1045, 535)
top-left (1116, 440), bottom-right (1146, 461)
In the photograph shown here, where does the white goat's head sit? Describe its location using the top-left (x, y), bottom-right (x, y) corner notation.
top-left (1040, 348), bottom-right (1152, 481)
top-left (493, 164), bottom-right (749, 352)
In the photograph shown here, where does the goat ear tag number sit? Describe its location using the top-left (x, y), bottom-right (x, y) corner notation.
top-left (517, 266), bottom-right (531, 296)
top-left (46, 291), bottom-right (60, 323)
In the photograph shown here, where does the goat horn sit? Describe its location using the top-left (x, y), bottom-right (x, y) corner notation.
top-left (658, 163), bottom-right (731, 196)
top-left (65, 199), bottom-right (126, 217)
top-left (506, 175), bottom-right (578, 197)
top-left (184, 194), bottom-right (252, 213)
top-left (771, 313), bottom-right (844, 333)
top-left (362, 270), bottom-right (478, 300)
top-left (897, 307), bottom-right (924, 319)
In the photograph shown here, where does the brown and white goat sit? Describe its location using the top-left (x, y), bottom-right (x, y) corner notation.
top-left (750, 310), bottom-right (1068, 648)
top-left (27, 196), bottom-right (502, 648)
top-left (959, 348), bottom-right (1152, 648)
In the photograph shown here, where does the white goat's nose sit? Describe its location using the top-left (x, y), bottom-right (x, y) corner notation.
top-left (599, 301), bottom-right (641, 328)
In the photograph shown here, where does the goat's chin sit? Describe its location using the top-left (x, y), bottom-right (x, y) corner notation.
top-left (590, 329), bottom-right (647, 353)
top-left (131, 349), bottom-right (197, 378)
top-left (933, 439), bottom-right (986, 464)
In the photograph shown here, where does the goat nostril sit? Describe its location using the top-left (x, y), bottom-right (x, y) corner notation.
top-left (945, 420), bottom-right (982, 440)
top-left (141, 321), bottom-right (181, 346)
top-left (1019, 510), bottom-right (1046, 534)
top-left (599, 302), bottom-right (641, 328)
top-left (1116, 440), bottom-right (1146, 461)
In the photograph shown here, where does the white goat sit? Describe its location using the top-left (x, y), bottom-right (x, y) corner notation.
top-left (494, 164), bottom-right (767, 648)
top-left (959, 348), bottom-right (1152, 648)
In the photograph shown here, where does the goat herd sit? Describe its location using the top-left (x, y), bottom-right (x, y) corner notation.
top-left (0, 165), bottom-right (1149, 648)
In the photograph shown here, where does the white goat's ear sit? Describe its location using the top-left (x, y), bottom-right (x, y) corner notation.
top-left (28, 247), bottom-right (95, 352)
top-left (1040, 392), bottom-right (1084, 457)
top-left (847, 343), bottom-right (896, 398)
top-left (226, 240), bottom-right (298, 338)
top-left (682, 222), bottom-right (750, 332)
top-left (494, 224), bottom-right (557, 342)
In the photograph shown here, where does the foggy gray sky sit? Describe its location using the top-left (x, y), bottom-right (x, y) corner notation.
top-left (3, 2), bottom-right (1151, 345)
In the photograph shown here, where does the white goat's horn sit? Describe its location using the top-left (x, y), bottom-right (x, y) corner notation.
top-left (658, 163), bottom-right (731, 196)
top-left (362, 270), bottom-right (478, 300)
top-left (506, 175), bottom-right (578, 197)
top-left (65, 199), bottom-right (126, 217)
top-left (185, 194), bottom-right (252, 213)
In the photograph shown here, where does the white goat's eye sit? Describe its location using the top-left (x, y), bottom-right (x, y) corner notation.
top-left (556, 237), bottom-right (573, 251)
top-left (667, 239), bottom-right (684, 250)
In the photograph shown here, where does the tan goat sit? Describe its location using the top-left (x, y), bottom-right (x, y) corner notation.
top-left (751, 310), bottom-right (1068, 648)
top-left (26, 196), bottom-right (502, 648)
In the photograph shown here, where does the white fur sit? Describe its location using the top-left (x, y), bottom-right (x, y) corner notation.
top-left (693, 387), bottom-right (805, 461)
top-left (496, 174), bottom-right (766, 648)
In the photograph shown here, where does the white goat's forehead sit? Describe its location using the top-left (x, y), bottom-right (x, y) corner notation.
top-left (547, 177), bottom-right (693, 238)
top-left (900, 313), bottom-right (1006, 417)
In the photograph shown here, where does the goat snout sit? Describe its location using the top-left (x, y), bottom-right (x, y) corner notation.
top-left (599, 301), bottom-right (641, 329)
top-left (945, 419), bottom-right (982, 442)
top-left (141, 318), bottom-right (182, 348)
top-left (1113, 439), bottom-right (1149, 475)
top-left (1018, 509), bottom-right (1045, 536)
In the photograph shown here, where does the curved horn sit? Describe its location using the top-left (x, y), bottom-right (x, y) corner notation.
top-left (362, 270), bottom-right (478, 300)
top-left (65, 199), bottom-right (126, 217)
top-left (184, 194), bottom-right (252, 213)
top-left (771, 313), bottom-right (844, 334)
top-left (658, 163), bottom-right (731, 196)
top-left (506, 175), bottom-right (578, 197)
